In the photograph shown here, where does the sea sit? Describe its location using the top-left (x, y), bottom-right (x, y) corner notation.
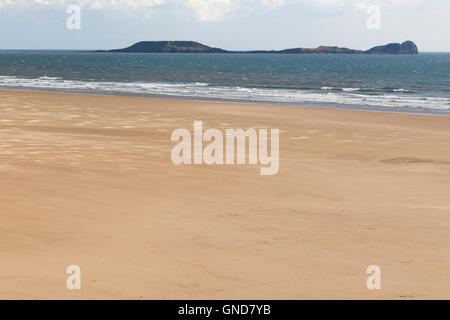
top-left (0, 51), bottom-right (449, 115)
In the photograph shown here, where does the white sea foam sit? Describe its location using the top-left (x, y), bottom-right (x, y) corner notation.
top-left (0, 75), bottom-right (448, 111)
top-left (393, 88), bottom-right (415, 93)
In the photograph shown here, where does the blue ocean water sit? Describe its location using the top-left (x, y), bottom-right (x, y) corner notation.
top-left (0, 51), bottom-right (449, 115)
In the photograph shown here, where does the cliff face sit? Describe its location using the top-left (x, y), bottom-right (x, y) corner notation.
top-left (102, 41), bottom-right (419, 55)
top-left (400, 41), bottom-right (419, 54)
top-left (365, 41), bottom-right (419, 54)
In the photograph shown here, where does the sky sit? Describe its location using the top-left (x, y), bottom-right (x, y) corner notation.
top-left (0, 0), bottom-right (449, 51)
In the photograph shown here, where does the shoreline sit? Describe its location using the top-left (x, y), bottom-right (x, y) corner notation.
top-left (1, 88), bottom-right (449, 117)
top-left (1, 90), bottom-right (449, 299)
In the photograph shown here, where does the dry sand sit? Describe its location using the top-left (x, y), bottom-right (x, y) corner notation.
top-left (0, 90), bottom-right (449, 299)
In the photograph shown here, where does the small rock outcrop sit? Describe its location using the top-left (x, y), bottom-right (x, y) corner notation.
top-left (365, 41), bottom-right (419, 54)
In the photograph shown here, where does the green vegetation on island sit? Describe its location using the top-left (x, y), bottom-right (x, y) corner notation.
top-left (99, 40), bottom-right (418, 55)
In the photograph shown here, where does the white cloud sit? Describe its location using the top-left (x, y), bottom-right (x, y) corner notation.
top-left (85, 0), bottom-right (166, 10)
top-left (185, 0), bottom-right (238, 21)
top-left (180, 0), bottom-right (449, 21)
top-left (0, 0), bottom-right (167, 9)
top-left (261, 0), bottom-right (285, 8)
top-left (304, 0), bottom-right (427, 11)
top-left (0, 0), bottom-right (447, 20)
top-left (184, 0), bottom-right (289, 22)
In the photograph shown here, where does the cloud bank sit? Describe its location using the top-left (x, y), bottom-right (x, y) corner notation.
top-left (0, 0), bottom-right (447, 22)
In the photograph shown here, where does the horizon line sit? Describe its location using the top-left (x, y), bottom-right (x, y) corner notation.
top-left (1, 49), bottom-right (449, 53)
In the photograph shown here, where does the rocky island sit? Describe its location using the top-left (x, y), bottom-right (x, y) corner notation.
top-left (99, 40), bottom-right (419, 55)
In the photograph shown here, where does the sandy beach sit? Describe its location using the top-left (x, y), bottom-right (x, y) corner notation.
top-left (0, 90), bottom-right (449, 299)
